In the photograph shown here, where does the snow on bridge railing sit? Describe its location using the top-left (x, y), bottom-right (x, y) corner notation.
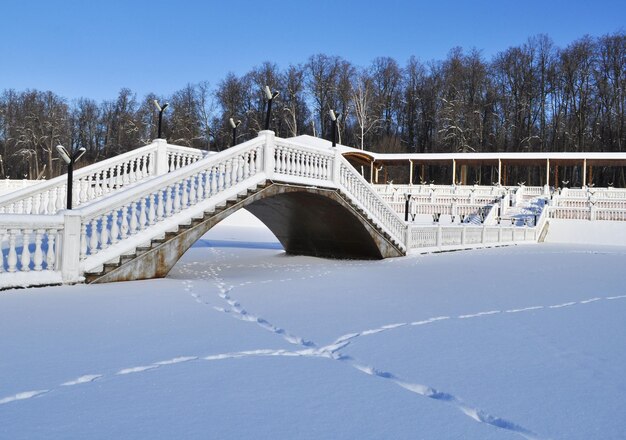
top-left (0, 179), bottom-right (42, 196)
top-left (0, 140), bottom-right (206, 215)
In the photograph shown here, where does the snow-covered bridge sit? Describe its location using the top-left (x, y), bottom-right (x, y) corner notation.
top-left (0, 132), bottom-right (546, 289)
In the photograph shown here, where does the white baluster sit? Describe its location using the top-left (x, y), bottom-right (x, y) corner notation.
top-left (56, 187), bottom-right (65, 211)
top-left (120, 205), bottom-right (130, 239)
top-left (122, 161), bottom-right (133, 186)
top-left (165, 187), bottom-right (173, 217)
top-left (139, 198), bottom-right (147, 230)
top-left (149, 151), bottom-right (156, 175)
top-left (110, 209), bottom-right (119, 244)
top-left (224, 159), bottom-right (232, 188)
top-left (181, 178), bottom-right (189, 208)
top-left (45, 189), bottom-right (54, 214)
top-left (196, 171), bottom-right (206, 201)
top-left (157, 190), bottom-right (165, 220)
top-left (33, 229), bottom-right (44, 271)
top-left (243, 152), bottom-right (250, 179)
top-left (173, 183), bottom-right (182, 212)
top-left (218, 163), bottom-right (225, 191)
top-left (230, 157), bottom-right (241, 186)
top-left (80, 223), bottom-right (88, 259)
top-left (89, 219), bottom-right (99, 254)
top-left (33, 193), bottom-right (41, 214)
top-left (129, 202), bottom-right (138, 234)
top-left (237, 156), bottom-right (244, 181)
top-left (148, 194), bottom-right (156, 225)
top-left (131, 157), bottom-right (139, 183)
top-left (114, 164), bottom-right (122, 188)
top-left (189, 175), bottom-right (197, 205)
top-left (255, 146), bottom-right (262, 172)
top-left (46, 230), bottom-right (56, 270)
top-left (20, 229), bottom-right (32, 271)
top-left (249, 150), bottom-right (257, 176)
top-left (7, 230), bottom-right (18, 272)
top-left (100, 215), bottom-right (109, 249)
top-left (137, 156), bottom-right (145, 181)
top-left (275, 147), bottom-right (282, 173)
top-left (94, 172), bottom-right (102, 197)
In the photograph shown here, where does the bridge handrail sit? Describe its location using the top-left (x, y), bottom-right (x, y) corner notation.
top-left (0, 141), bottom-right (206, 215)
top-left (337, 157), bottom-right (407, 249)
top-left (68, 137), bottom-right (265, 276)
top-left (76, 137), bottom-right (264, 221)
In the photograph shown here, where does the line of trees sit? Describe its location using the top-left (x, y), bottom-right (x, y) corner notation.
top-left (0, 32), bottom-right (624, 182)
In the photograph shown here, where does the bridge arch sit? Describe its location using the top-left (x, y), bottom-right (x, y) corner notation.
top-left (88, 182), bottom-right (404, 284)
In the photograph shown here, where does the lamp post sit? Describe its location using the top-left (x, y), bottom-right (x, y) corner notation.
top-left (263, 86), bottom-right (279, 130)
top-left (229, 117), bottom-right (242, 147)
top-left (329, 109), bottom-right (340, 147)
top-left (153, 100), bottom-right (169, 139)
top-left (404, 193), bottom-right (412, 222)
top-left (56, 145), bottom-right (86, 210)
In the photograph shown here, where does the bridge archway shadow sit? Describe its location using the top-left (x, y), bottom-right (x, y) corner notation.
top-left (88, 183), bottom-right (403, 284)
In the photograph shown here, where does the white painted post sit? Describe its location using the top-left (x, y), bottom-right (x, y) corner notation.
top-left (461, 226), bottom-right (466, 245)
top-left (61, 211), bottom-right (82, 283)
top-left (481, 225), bottom-right (486, 243)
top-left (332, 149), bottom-right (342, 186)
top-left (452, 159), bottom-right (456, 185)
top-left (260, 131), bottom-right (275, 179)
top-left (436, 225), bottom-right (442, 247)
top-left (155, 139), bottom-right (169, 176)
top-left (545, 158), bottom-right (550, 194)
top-left (405, 225), bottom-right (411, 249)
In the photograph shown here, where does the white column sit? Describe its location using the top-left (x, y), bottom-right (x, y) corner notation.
top-left (332, 149), bottom-right (342, 185)
top-left (452, 159), bottom-right (456, 185)
top-left (260, 130), bottom-right (275, 179)
top-left (155, 139), bottom-right (169, 176)
top-left (61, 211), bottom-right (82, 282)
top-left (582, 159), bottom-right (587, 187)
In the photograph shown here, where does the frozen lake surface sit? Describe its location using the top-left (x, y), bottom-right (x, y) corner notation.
top-left (1, 211), bottom-right (625, 439)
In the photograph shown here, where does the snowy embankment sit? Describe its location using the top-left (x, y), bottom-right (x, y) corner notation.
top-left (1, 209), bottom-right (626, 439)
top-left (546, 218), bottom-right (626, 245)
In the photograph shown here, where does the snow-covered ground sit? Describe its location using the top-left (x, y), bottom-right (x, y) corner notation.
top-left (1, 210), bottom-right (626, 439)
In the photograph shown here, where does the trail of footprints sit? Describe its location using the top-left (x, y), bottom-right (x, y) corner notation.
top-left (4, 246), bottom-right (626, 440)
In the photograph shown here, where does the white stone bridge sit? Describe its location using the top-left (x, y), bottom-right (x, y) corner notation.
top-left (0, 132), bottom-right (544, 289)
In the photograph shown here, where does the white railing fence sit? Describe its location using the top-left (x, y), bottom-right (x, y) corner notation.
top-left (407, 224), bottom-right (536, 250)
top-left (0, 215), bottom-right (64, 288)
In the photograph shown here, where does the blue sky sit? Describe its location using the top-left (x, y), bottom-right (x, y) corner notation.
top-left (0, 0), bottom-right (624, 102)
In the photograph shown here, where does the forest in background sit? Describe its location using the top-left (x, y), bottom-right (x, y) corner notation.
top-left (0, 32), bottom-right (624, 185)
